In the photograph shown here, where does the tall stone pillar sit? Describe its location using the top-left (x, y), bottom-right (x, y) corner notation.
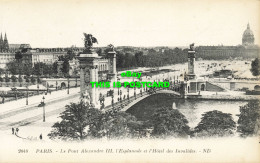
top-left (187, 44), bottom-right (196, 80)
top-left (78, 53), bottom-right (99, 108)
top-left (89, 65), bottom-right (99, 105)
top-left (108, 50), bottom-right (117, 82)
top-left (80, 67), bottom-right (85, 96)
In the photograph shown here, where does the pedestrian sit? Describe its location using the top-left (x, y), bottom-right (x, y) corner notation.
top-left (39, 134), bottom-right (42, 140)
top-left (12, 128), bottom-right (14, 135)
top-left (15, 128), bottom-right (19, 135)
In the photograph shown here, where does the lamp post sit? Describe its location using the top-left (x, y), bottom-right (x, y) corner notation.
top-left (67, 77), bottom-right (70, 94)
top-left (26, 86), bottom-right (28, 105)
top-left (15, 88), bottom-right (17, 100)
top-left (111, 94), bottom-right (114, 107)
top-left (134, 87), bottom-right (136, 100)
top-left (56, 81), bottom-right (58, 91)
top-left (119, 90), bottom-right (122, 103)
top-left (47, 82), bottom-right (49, 95)
top-left (37, 80), bottom-right (39, 95)
top-left (1, 93), bottom-right (5, 104)
top-left (42, 96), bottom-right (45, 122)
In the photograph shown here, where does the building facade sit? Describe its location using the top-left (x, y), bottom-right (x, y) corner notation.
top-left (196, 23), bottom-right (259, 59)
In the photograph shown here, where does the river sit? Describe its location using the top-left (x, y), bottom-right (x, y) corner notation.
top-left (126, 94), bottom-right (248, 128)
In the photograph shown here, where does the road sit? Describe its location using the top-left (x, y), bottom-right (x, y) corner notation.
top-left (0, 89), bottom-right (81, 131)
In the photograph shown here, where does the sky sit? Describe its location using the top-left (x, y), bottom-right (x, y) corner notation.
top-left (0, 0), bottom-right (259, 48)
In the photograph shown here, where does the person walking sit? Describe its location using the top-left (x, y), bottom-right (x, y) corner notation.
top-left (15, 128), bottom-right (19, 135)
top-left (39, 134), bottom-right (42, 140)
top-left (12, 128), bottom-right (14, 135)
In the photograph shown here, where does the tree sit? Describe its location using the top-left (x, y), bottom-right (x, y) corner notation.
top-left (194, 110), bottom-right (236, 137)
top-left (62, 59), bottom-right (70, 77)
top-left (18, 74), bottom-right (23, 83)
top-left (0, 68), bottom-right (4, 76)
top-left (11, 75), bottom-right (17, 82)
top-left (150, 107), bottom-right (190, 138)
top-left (67, 49), bottom-right (76, 60)
top-left (250, 58), bottom-right (260, 76)
top-left (237, 100), bottom-right (260, 137)
top-left (33, 62), bottom-right (54, 77)
top-left (30, 76), bottom-right (36, 83)
top-left (135, 51), bottom-right (144, 67)
top-left (33, 62), bottom-right (44, 76)
top-left (52, 61), bottom-right (58, 75)
top-left (6, 61), bottom-right (19, 75)
top-left (22, 64), bottom-right (33, 76)
top-left (37, 77), bottom-right (41, 84)
top-left (25, 76), bottom-right (30, 83)
top-left (48, 101), bottom-right (102, 141)
top-left (5, 74), bottom-right (10, 83)
top-left (88, 111), bottom-right (142, 139)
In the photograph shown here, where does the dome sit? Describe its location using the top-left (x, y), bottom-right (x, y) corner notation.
top-left (242, 23), bottom-right (254, 46)
top-left (243, 24), bottom-right (254, 36)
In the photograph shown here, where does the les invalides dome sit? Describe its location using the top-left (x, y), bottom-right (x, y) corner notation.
top-left (242, 23), bottom-right (255, 46)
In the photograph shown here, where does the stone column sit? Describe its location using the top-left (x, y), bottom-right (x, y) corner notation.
top-left (80, 67), bottom-right (85, 97)
top-left (187, 50), bottom-right (196, 80)
top-left (108, 51), bottom-right (117, 82)
top-left (89, 67), bottom-right (96, 105)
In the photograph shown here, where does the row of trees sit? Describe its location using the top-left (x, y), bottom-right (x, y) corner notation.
top-left (0, 74), bottom-right (41, 83)
top-left (48, 100), bottom-right (260, 141)
top-left (3, 49), bottom-right (77, 78)
top-left (4, 61), bottom-right (58, 77)
top-left (115, 48), bottom-right (188, 69)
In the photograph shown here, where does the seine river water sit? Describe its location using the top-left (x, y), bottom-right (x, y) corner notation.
top-left (126, 94), bottom-right (248, 128)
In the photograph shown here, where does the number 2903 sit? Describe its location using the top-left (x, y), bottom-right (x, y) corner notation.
top-left (18, 149), bottom-right (28, 153)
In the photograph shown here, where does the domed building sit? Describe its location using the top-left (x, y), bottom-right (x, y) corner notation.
top-left (242, 23), bottom-right (255, 46)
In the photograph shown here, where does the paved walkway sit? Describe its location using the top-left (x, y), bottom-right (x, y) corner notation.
top-left (0, 87), bottom-right (80, 117)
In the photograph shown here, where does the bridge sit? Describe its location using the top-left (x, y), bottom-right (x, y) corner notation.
top-left (103, 88), bottom-right (181, 113)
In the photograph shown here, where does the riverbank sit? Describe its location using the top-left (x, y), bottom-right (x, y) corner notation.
top-left (186, 91), bottom-right (260, 101)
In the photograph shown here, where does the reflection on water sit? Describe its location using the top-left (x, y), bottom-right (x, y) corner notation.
top-left (126, 94), bottom-right (247, 128)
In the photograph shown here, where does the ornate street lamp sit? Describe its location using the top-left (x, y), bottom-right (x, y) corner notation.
top-left (42, 96), bottom-right (45, 122)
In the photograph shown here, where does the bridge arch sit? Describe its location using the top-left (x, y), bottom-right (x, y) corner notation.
top-left (254, 85), bottom-right (260, 91)
top-left (61, 82), bottom-right (66, 88)
top-left (201, 84), bottom-right (205, 91)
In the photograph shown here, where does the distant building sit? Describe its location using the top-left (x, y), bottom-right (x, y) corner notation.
top-left (242, 23), bottom-right (254, 46)
top-left (196, 23), bottom-right (259, 59)
top-left (0, 33), bottom-right (9, 52)
top-left (31, 47), bottom-right (84, 66)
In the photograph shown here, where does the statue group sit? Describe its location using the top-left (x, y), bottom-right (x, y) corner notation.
top-left (83, 33), bottom-right (98, 53)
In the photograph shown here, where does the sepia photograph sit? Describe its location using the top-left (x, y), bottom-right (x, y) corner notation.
top-left (0, 0), bottom-right (259, 162)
